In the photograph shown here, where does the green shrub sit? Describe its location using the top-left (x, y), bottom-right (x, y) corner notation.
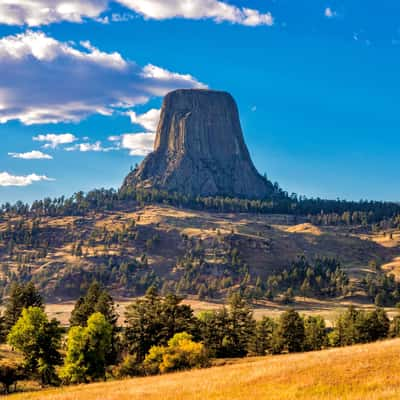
top-left (144, 332), bottom-right (209, 375)
top-left (114, 354), bottom-right (145, 378)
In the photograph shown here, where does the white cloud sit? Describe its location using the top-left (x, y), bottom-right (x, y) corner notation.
top-left (0, 0), bottom-right (108, 27)
top-left (117, 0), bottom-right (273, 26)
top-left (8, 150), bottom-right (53, 160)
top-left (241, 8), bottom-right (273, 27)
top-left (95, 15), bottom-right (110, 24)
top-left (65, 141), bottom-right (117, 152)
top-left (0, 172), bottom-right (54, 186)
top-left (116, 132), bottom-right (156, 156)
top-left (33, 133), bottom-right (77, 148)
top-left (0, 31), bottom-right (205, 125)
top-left (0, 0), bottom-right (273, 27)
top-left (111, 13), bottom-right (136, 22)
top-left (127, 108), bottom-right (160, 131)
top-left (324, 7), bottom-right (336, 18)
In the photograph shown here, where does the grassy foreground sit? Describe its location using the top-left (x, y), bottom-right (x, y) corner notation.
top-left (9, 339), bottom-right (400, 400)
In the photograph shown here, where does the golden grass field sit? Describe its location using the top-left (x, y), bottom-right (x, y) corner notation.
top-left (8, 339), bottom-right (400, 400)
top-left (43, 296), bottom-right (399, 327)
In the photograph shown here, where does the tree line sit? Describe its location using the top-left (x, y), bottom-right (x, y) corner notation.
top-left (1, 186), bottom-right (400, 226)
top-left (0, 281), bottom-right (399, 394)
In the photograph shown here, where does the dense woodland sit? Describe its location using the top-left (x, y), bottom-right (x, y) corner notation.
top-left (0, 281), bottom-right (399, 394)
top-left (1, 186), bottom-right (400, 227)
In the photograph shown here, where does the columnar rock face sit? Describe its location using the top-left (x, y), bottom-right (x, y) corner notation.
top-left (122, 89), bottom-right (273, 199)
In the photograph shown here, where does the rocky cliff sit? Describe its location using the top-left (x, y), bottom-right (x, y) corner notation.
top-left (122, 89), bottom-right (273, 199)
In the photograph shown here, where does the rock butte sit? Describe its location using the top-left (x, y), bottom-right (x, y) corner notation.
top-left (122, 89), bottom-right (273, 199)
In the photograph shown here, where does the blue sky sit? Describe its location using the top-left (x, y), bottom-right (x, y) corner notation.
top-left (0, 0), bottom-right (400, 203)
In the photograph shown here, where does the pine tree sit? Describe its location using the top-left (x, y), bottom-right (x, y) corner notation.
top-left (4, 282), bottom-right (43, 333)
top-left (70, 281), bottom-right (119, 364)
top-left (249, 316), bottom-right (276, 355)
top-left (70, 281), bottom-right (118, 327)
top-left (225, 293), bottom-right (256, 357)
top-left (276, 309), bottom-right (305, 353)
top-left (303, 315), bottom-right (327, 351)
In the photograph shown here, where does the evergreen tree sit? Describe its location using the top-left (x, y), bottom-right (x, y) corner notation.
top-left (333, 306), bottom-right (362, 346)
top-left (249, 316), bottom-right (276, 355)
top-left (70, 281), bottom-right (119, 364)
top-left (199, 294), bottom-right (256, 358)
top-left (124, 288), bottom-right (198, 363)
top-left (225, 293), bottom-right (256, 357)
top-left (358, 308), bottom-right (390, 343)
top-left (276, 309), bottom-right (305, 353)
top-left (70, 281), bottom-right (118, 327)
top-left (303, 315), bottom-right (327, 351)
top-left (159, 294), bottom-right (199, 341)
top-left (198, 308), bottom-right (231, 358)
top-left (124, 287), bottom-right (164, 363)
top-left (4, 282), bottom-right (43, 333)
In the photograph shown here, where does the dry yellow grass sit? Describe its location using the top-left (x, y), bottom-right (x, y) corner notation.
top-left (43, 295), bottom-right (400, 327)
top-left (9, 339), bottom-right (400, 400)
top-left (367, 231), bottom-right (400, 249)
top-left (286, 223), bottom-right (322, 236)
top-left (382, 256), bottom-right (400, 280)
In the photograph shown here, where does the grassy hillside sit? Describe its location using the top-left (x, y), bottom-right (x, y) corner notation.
top-left (10, 338), bottom-right (400, 400)
top-left (2, 204), bottom-right (400, 301)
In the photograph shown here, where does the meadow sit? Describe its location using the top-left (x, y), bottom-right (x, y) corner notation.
top-left (9, 338), bottom-right (400, 400)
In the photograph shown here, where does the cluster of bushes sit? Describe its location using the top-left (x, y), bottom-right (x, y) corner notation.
top-left (1, 281), bottom-right (400, 394)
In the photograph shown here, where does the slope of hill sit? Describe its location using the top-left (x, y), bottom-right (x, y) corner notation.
top-left (1, 204), bottom-right (400, 301)
top-left (10, 338), bottom-right (400, 400)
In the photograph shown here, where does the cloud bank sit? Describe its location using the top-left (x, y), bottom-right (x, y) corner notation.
top-left (0, 0), bottom-right (273, 27)
top-left (66, 141), bottom-right (117, 152)
top-left (0, 0), bottom-right (108, 26)
top-left (33, 133), bottom-right (78, 148)
top-left (118, 0), bottom-right (273, 26)
top-left (8, 150), bottom-right (53, 160)
top-left (0, 30), bottom-right (205, 125)
top-left (108, 132), bottom-right (155, 156)
top-left (0, 172), bottom-right (54, 186)
top-left (120, 132), bottom-right (156, 156)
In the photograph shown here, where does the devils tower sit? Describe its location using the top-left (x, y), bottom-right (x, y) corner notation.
top-left (122, 89), bottom-right (273, 199)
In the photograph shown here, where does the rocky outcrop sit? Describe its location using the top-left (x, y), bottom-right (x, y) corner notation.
top-left (122, 89), bottom-right (273, 199)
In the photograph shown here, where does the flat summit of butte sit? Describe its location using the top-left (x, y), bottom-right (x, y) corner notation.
top-left (122, 89), bottom-right (273, 199)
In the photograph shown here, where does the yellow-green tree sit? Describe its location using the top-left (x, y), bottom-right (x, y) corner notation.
top-left (7, 307), bottom-right (62, 385)
top-left (61, 312), bottom-right (112, 384)
top-left (144, 332), bottom-right (209, 375)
